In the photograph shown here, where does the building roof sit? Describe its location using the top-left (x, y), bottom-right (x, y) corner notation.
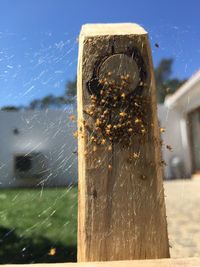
top-left (165, 69), bottom-right (200, 108)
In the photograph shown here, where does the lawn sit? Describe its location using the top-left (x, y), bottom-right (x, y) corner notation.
top-left (0, 187), bottom-right (77, 264)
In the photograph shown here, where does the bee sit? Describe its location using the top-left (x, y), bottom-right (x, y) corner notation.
top-left (48, 248), bottom-right (56, 256)
top-left (128, 152), bottom-right (140, 162)
top-left (121, 80), bottom-right (126, 86)
top-left (73, 131), bottom-right (78, 138)
top-left (108, 145), bottom-right (112, 151)
top-left (84, 108), bottom-right (93, 116)
top-left (134, 102), bottom-right (139, 107)
top-left (95, 118), bottom-right (101, 126)
top-left (139, 81), bottom-right (143, 86)
top-left (121, 93), bottom-right (126, 99)
top-left (101, 139), bottom-right (106, 145)
top-left (91, 99), bottom-right (97, 104)
top-left (95, 127), bottom-right (101, 132)
top-left (108, 164), bottom-right (112, 170)
top-left (160, 160), bottom-right (167, 166)
top-left (91, 136), bottom-right (96, 142)
top-left (119, 111), bottom-right (127, 117)
top-left (106, 129), bottom-right (111, 134)
top-left (93, 145), bottom-right (97, 152)
top-left (90, 94), bottom-right (96, 100)
top-left (135, 118), bottom-right (141, 124)
top-left (166, 145), bottom-right (173, 151)
top-left (160, 127), bottom-right (166, 133)
top-left (140, 174), bottom-right (147, 180)
top-left (90, 103), bottom-right (95, 109)
top-left (99, 79), bottom-right (104, 84)
top-left (69, 115), bottom-right (75, 121)
top-left (133, 152), bottom-right (140, 159)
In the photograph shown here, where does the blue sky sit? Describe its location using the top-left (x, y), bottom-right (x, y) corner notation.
top-left (0, 0), bottom-right (199, 107)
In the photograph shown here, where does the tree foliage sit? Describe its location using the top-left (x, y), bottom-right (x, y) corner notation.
top-left (1, 106), bottom-right (20, 111)
top-left (65, 78), bottom-right (77, 97)
top-left (155, 58), bottom-right (187, 103)
top-left (29, 95), bottom-right (74, 110)
top-left (27, 78), bottom-right (77, 110)
top-left (1, 60), bottom-right (186, 110)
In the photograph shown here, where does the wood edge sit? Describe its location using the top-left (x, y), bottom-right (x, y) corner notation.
top-left (80, 23), bottom-right (147, 37)
top-left (2, 257), bottom-right (200, 266)
top-left (77, 29), bottom-right (87, 262)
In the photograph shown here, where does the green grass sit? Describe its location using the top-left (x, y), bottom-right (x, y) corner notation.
top-left (0, 187), bottom-right (77, 264)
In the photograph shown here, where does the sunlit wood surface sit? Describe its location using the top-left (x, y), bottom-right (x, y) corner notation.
top-left (1, 257), bottom-right (200, 267)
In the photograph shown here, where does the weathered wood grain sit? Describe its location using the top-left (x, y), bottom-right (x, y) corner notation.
top-left (1, 257), bottom-right (200, 267)
top-left (77, 23), bottom-right (169, 262)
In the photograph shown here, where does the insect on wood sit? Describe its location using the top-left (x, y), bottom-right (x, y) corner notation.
top-left (77, 23), bottom-right (170, 262)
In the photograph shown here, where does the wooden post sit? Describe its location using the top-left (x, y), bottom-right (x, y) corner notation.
top-left (77, 23), bottom-right (169, 262)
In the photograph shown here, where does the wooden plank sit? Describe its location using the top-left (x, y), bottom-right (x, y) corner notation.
top-left (77, 23), bottom-right (169, 262)
top-left (1, 258), bottom-right (200, 267)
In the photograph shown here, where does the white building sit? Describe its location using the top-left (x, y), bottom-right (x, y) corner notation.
top-left (158, 70), bottom-right (200, 179)
top-left (0, 108), bottom-right (77, 187)
top-left (1, 70), bottom-right (200, 187)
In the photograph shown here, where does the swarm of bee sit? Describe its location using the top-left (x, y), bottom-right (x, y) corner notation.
top-left (84, 72), bottom-right (149, 149)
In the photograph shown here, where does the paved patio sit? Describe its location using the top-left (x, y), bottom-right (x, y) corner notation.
top-left (165, 179), bottom-right (200, 258)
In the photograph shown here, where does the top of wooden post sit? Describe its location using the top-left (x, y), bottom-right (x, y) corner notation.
top-left (80, 23), bottom-right (147, 37)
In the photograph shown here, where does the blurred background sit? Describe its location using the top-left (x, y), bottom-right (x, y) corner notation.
top-left (0, 0), bottom-right (200, 263)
